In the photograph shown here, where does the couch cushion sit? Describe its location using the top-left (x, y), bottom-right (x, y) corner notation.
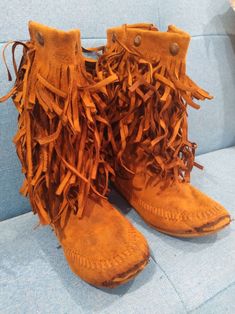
top-left (0, 146), bottom-right (234, 314)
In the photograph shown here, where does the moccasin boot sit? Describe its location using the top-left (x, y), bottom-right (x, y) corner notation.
top-left (96, 23), bottom-right (231, 238)
top-left (0, 21), bottom-right (149, 287)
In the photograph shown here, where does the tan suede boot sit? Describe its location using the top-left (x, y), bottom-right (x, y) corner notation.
top-left (0, 21), bottom-right (149, 287)
top-left (96, 23), bottom-right (231, 238)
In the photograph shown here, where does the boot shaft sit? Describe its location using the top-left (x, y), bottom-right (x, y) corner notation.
top-left (1, 22), bottom-right (116, 224)
top-left (29, 21), bottom-right (82, 65)
top-left (106, 24), bottom-right (190, 62)
top-left (97, 23), bottom-right (212, 184)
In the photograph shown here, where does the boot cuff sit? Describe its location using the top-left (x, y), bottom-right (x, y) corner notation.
top-left (28, 21), bottom-right (82, 64)
top-left (106, 24), bottom-right (191, 61)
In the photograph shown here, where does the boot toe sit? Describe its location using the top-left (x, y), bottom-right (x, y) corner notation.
top-left (63, 228), bottom-right (149, 288)
top-left (154, 192), bottom-right (231, 238)
top-left (119, 181), bottom-right (231, 238)
top-left (138, 201), bottom-right (231, 238)
top-left (101, 231), bottom-right (149, 288)
top-left (153, 196), bottom-right (231, 238)
top-left (184, 204), bottom-right (231, 237)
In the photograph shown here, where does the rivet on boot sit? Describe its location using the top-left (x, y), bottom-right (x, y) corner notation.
top-left (169, 42), bottom-right (179, 56)
top-left (134, 35), bottom-right (142, 47)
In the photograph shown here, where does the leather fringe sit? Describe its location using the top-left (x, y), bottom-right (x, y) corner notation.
top-left (0, 41), bottom-right (116, 224)
top-left (97, 38), bottom-right (213, 184)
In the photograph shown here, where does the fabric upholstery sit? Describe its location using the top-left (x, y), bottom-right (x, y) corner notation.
top-left (0, 147), bottom-right (234, 313)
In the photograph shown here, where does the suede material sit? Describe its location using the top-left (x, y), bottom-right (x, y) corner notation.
top-left (106, 24), bottom-right (191, 61)
top-left (57, 196), bottom-right (149, 287)
top-left (1, 0), bottom-right (235, 222)
top-left (115, 176), bottom-right (230, 237)
top-left (0, 21), bottom-right (149, 287)
top-left (115, 147), bottom-right (231, 237)
top-left (97, 23), bottom-right (231, 237)
top-left (29, 21), bottom-right (82, 64)
top-left (0, 146), bottom-right (234, 313)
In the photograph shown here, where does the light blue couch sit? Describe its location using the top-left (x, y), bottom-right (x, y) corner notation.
top-left (0, 0), bottom-right (235, 313)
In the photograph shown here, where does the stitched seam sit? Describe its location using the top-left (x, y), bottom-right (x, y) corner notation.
top-left (117, 183), bottom-right (221, 222)
top-left (63, 230), bottom-right (145, 270)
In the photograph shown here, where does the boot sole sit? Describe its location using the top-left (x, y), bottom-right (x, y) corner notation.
top-left (52, 223), bottom-right (149, 288)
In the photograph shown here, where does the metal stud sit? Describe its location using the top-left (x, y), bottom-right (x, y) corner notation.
top-left (169, 42), bottom-right (180, 56)
top-left (134, 35), bottom-right (142, 47)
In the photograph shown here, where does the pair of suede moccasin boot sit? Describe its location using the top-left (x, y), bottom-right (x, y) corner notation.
top-left (0, 21), bottom-right (231, 288)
